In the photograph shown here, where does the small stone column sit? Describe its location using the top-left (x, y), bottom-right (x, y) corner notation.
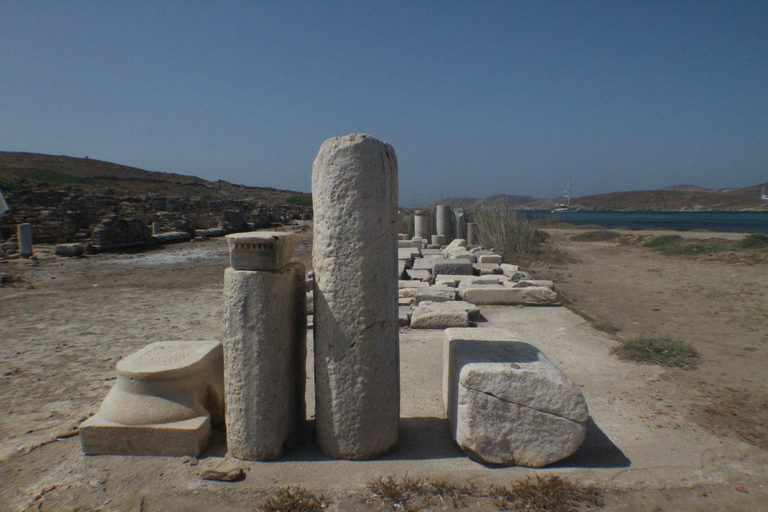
top-left (312, 133), bottom-right (400, 460)
top-left (223, 231), bottom-right (306, 461)
top-left (436, 205), bottom-right (452, 243)
top-left (455, 208), bottom-right (467, 241)
top-left (414, 210), bottom-right (430, 240)
top-left (17, 223), bottom-right (33, 258)
top-left (466, 222), bottom-right (479, 245)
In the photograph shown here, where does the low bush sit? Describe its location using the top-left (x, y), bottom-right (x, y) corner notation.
top-left (610, 337), bottom-right (701, 369)
top-left (286, 194), bottom-right (312, 206)
top-left (643, 235), bottom-right (682, 248)
top-left (570, 230), bottom-right (622, 242)
top-left (736, 233), bottom-right (768, 250)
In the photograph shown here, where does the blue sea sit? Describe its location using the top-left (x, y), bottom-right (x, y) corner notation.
top-left (519, 210), bottom-right (768, 234)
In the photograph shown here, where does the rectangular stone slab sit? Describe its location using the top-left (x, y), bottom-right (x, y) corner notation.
top-left (80, 416), bottom-right (210, 457)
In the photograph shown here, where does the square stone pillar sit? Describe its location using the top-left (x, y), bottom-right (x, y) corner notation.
top-left (222, 232), bottom-right (306, 461)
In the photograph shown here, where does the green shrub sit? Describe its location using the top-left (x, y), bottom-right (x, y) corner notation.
top-left (610, 337), bottom-right (700, 369)
top-left (0, 178), bottom-right (24, 193)
top-left (736, 233), bottom-right (768, 250)
top-left (26, 170), bottom-right (89, 184)
top-left (286, 194), bottom-right (312, 206)
top-left (643, 235), bottom-right (682, 248)
top-left (570, 230), bottom-right (622, 242)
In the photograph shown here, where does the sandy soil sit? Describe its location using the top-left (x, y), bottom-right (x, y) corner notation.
top-left (0, 226), bottom-right (766, 511)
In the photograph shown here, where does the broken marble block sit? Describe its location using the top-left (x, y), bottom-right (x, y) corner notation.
top-left (443, 328), bottom-right (589, 467)
top-left (460, 285), bottom-right (558, 305)
top-left (226, 231), bottom-right (296, 271)
top-left (80, 340), bottom-right (224, 457)
top-left (472, 263), bottom-right (502, 276)
top-left (406, 269), bottom-right (431, 282)
top-left (477, 253), bottom-right (502, 264)
top-left (433, 258), bottom-right (473, 276)
top-left (410, 301), bottom-right (479, 329)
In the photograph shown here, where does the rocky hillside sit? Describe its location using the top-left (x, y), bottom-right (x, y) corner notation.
top-left (0, 152), bottom-right (309, 204)
top-left (431, 184), bottom-right (768, 212)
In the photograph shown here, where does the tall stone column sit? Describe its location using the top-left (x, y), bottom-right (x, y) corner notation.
top-left (436, 205), bottom-right (452, 243)
top-left (222, 231), bottom-right (306, 461)
top-left (455, 208), bottom-right (467, 241)
top-left (17, 223), bottom-right (33, 258)
top-left (312, 133), bottom-right (400, 459)
top-left (414, 210), bottom-right (430, 240)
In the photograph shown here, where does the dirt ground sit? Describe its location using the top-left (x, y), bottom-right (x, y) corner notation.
top-left (0, 225), bottom-right (766, 511)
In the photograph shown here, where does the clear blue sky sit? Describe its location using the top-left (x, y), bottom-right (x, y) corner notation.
top-left (2, 1), bottom-right (766, 206)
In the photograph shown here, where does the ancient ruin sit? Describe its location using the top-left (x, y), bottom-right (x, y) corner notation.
top-left (222, 231), bottom-right (306, 461)
top-left (311, 133), bottom-right (400, 459)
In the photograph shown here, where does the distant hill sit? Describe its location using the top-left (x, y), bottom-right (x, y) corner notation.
top-left (428, 183), bottom-right (768, 212)
top-left (428, 194), bottom-right (543, 210)
top-left (0, 151), bottom-right (309, 204)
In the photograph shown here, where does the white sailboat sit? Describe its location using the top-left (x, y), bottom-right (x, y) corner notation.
top-left (552, 182), bottom-right (577, 212)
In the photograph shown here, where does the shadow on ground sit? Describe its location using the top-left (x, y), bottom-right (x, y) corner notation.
top-left (203, 417), bottom-right (629, 468)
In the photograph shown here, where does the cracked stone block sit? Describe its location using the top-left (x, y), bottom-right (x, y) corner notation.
top-left (443, 328), bottom-right (589, 467)
top-left (412, 287), bottom-right (456, 305)
top-left (225, 231), bottom-right (296, 271)
top-left (80, 340), bottom-right (224, 457)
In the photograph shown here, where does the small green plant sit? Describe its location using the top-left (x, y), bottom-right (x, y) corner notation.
top-left (643, 234), bottom-right (682, 248)
top-left (489, 475), bottom-right (604, 512)
top-left (286, 194), bottom-right (312, 206)
top-left (261, 486), bottom-right (328, 512)
top-left (0, 178), bottom-right (24, 193)
top-left (736, 233), bottom-right (768, 250)
top-left (26, 170), bottom-right (89, 184)
top-left (610, 337), bottom-right (701, 369)
top-left (570, 230), bottom-right (622, 242)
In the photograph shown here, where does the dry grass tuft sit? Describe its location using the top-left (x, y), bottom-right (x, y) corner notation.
top-left (489, 475), bottom-right (604, 512)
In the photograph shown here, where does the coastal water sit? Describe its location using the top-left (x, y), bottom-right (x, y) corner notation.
top-left (519, 210), bottom-right (768, 233)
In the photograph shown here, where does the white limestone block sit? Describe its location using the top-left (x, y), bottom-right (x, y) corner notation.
top-left (443, 328), bottom-right (588, 467)
top-left (398, 280), bottom-right (430, 289)
top-left (461, 285), bottom-right (558, 305)
top-left (500, 263), bottom-right (521, 278)
top-left (226, 231), bottom-right (296, 271)
top-left (509, 280), bottom-right (555, 291)
top-left (410, 301), bottom-right (479, 329)
top-left (412, 287), bottom-right (457, 304)
top-left (312, 133), bottom-right (399, 460)
top-left (223, 264), bottom-right (306, 461)
top-left (80, 340), bottom-right (224, 457)
top-left (477, 254), bottom-right (502, 264)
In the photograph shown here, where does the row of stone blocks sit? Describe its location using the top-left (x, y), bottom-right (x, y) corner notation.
top-left (80, 325), bottom-right (589, 468)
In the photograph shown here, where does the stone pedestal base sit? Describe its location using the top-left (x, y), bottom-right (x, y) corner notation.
top-left (80, 340), bottom-right (224, 457)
